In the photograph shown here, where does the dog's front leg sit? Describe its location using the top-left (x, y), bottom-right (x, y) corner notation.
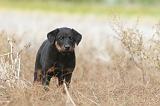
top-left (57, 71), bottom-right (64, 86)
top-left (64, 73), bottom-right (72, 88)
top-left (42, 67), bottom-right (52, 86)
top-left (46, 74), bottom-right (52, 86)
top-left (42, 68), bottom-right (52, 91)
top-left (42, 74), bottom-right (52, 86)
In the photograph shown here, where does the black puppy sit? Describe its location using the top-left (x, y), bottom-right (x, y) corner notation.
top-left (34, 27), bottom-right (82, 88)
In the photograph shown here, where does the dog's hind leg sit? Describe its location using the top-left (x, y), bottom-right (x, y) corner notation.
top-left (34, 52), bottom-right (42, 83)
top-left (34, 69), bottom-right (42, 82)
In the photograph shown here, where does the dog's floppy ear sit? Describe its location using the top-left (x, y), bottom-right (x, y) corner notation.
top-left (72, 29), bottom-right (82, 45)
top-left (47, 28), bottom-right (59, 43)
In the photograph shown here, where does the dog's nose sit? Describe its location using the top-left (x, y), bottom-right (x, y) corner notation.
top-left (64, 45), bottom-right (70, 50)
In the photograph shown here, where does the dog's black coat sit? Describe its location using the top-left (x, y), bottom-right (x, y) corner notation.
top-left (34, 27), bottom-right (82, 88)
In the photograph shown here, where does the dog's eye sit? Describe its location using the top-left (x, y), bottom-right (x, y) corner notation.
top-left (69, 36), bottom-right (73, 40)
top-left (60, 36), bottom-right (64, 40)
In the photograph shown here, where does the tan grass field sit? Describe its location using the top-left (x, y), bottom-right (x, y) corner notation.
top-left (0, 19), bottom-right (160, 106)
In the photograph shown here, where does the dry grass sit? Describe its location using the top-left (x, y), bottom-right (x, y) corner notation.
top-left (0, 22), bottom-right (160, 106)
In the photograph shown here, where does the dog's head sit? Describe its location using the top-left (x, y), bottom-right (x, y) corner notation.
top-left (47, 27), bottom-right (82, 52)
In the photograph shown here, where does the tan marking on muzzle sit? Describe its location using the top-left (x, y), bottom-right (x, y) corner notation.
top-left (55, 41), bottom-right (62, 52)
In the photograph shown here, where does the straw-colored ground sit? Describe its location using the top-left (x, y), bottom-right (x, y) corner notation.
top-left (0, 20), bottom-right (160, 106)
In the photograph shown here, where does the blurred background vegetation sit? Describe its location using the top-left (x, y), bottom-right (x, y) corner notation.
top-left (0, 0), bottom-right (159, 17)
top-left (1, 0), bottom-right (160, 4)
top-left (0, 0), bottom-right (159, 4)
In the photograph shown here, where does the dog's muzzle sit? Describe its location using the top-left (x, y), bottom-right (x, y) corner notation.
top-left (64, 44), bottom-right (70, 51)
top-left (55, 41), bottom-right (74, 52)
